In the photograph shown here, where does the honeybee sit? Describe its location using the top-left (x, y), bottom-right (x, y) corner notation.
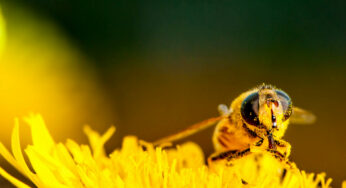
top-left (153, 84), bottom-right (315, 165)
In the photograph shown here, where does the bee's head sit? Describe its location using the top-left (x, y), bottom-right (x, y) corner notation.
top-left (240, 85), bottom-right (292, 134)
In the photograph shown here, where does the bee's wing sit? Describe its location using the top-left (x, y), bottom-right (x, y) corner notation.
top-left (153, 116), bottom-right (222, 146)
top-left (290, 107), bottom-right (316, 124)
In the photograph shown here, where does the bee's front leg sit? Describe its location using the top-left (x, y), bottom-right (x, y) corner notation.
top-left (274, 139), bottom-right (291, 158)
top-left (251, 137), bottom-right (289, 162)
top-left (266, 138), bottom-right (294, 169)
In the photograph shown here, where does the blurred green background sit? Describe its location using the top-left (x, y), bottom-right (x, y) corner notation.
top-left (0, 0), bottom-right (345, 187)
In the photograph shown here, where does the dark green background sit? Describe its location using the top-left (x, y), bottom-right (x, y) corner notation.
top-left (1, 0), bottom-right (345, 187)
top-left (10, 0), bottom-right (346, 66)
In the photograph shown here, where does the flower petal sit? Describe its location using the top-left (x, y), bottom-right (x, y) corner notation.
top-left (24, 114), bottom-right (55, 154)
top-left (0, 166), bottom-right (31, 188)
top-left (11, 118), bottom-right (39, 184)
top-left (25, 146), bottom-right (69, 188)
top-left (83, 125), bottom-right (115, 158)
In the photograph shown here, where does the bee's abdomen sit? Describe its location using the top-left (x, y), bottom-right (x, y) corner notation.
top-left (217, 133), bottom-right (233, 148)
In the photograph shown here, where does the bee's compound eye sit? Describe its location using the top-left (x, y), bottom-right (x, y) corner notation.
top-left (276, 90), bottom-right (292, 121)
top-left (241, 92), bottom-right (260, 125)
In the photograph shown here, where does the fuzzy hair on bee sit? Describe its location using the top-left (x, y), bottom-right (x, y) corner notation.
top-left (153, 84), bottom-right (316, 166)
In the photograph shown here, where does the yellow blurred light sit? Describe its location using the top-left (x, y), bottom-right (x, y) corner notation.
top-left (0, 3), bottom-right (115, 147)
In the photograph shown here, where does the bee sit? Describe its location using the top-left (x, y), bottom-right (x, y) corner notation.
top-left (153, 84), bottom-right (315, 165)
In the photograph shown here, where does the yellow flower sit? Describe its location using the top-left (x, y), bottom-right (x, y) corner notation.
top-left (0, 114), bottom-right (340, 187)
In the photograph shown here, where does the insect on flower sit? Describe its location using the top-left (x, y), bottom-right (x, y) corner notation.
top-left (153, 84), bottom-right (316, 166)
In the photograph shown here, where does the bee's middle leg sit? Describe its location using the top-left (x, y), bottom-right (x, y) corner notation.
top-left (208, 148), bottom-right (251, 165)
top-left (208, 139), bottom-right (265, 165)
